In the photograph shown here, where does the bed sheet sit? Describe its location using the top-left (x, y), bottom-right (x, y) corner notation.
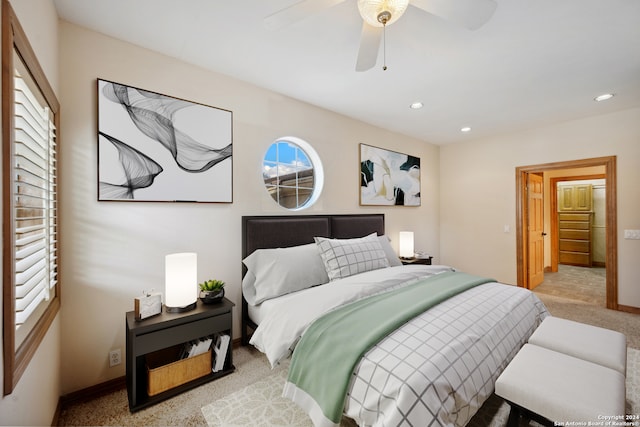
top-left (247, 301), bottom-right (266, 325)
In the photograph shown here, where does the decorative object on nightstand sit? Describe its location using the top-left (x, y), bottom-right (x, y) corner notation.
top-left (134, 290), bottom-right (162, 321)
top-left (399, 231), bottom-right (414, 259)
top-left (165, 253), bottom-right (198, 313)
top-left (401, 255), bottom-right (433, 265)
top-left (199, 279), bottom-right (225, 304)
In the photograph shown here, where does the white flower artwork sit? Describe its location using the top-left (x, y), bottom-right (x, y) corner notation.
top-left (360, 143), bottom-right (420, 206)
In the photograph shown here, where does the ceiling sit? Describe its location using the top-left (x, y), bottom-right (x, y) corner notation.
top-left (52, 0), bottom-right (640, 145)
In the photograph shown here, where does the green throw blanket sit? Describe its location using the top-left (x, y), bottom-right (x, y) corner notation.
top-left (284, 271), bottom-right (494, 426)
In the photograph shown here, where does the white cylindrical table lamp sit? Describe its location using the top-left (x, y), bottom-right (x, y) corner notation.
top-left (399, 231), bottom-right (414, 259)
top-left (165, 252), bottom-right (198, 313)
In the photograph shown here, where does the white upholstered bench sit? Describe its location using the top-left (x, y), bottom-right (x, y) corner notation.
top-left (528, 316), bottom-right (627, 375)
top-left (496, 344), bottom-right (626, 426)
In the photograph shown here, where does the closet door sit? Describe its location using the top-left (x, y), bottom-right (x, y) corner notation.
top-left (558, 184), bottom-right (592, 211)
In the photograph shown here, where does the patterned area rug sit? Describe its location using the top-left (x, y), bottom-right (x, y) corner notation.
top-left (202, 368), bottom-right (324, 427)
top-left (203, 348), bottom-right (639, 426)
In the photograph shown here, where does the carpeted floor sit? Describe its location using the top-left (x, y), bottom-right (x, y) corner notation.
top-left (534, 264), bottom-right (606, 306)
top-left (58, 279), bottom-right (639, 426)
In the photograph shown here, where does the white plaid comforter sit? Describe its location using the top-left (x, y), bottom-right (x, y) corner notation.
top-left (344, 282), bottom-right (548, 427)
top-left (250, 266), bottom-right (548, 427)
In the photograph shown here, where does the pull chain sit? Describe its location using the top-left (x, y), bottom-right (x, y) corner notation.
top-left (382, 23), bottom-right (387, 71)
top-left (377, 10), bottom-right (391, 71)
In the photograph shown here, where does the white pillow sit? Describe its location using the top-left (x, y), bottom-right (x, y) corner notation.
top-left (379, 235), bottom-right (402, 267)
top-left (314, 233), bottom-right (390, 281)
top-left (242, 243), bottom-right (329, 306)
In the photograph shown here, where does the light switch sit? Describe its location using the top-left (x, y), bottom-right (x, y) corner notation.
top-left (624, 230), bottom-right (640, 240)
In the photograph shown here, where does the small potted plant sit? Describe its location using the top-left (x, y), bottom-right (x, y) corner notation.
top-left (199, 279), bottom-right (225, 304)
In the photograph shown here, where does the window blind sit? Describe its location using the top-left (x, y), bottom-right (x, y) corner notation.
top-left (12, 69), bottom-right (58, 329)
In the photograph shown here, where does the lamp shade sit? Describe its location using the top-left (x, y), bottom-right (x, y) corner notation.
top-left (165, 252), bottom-right (198, 312)
top-left (357, 0), bottom-right (410, 27)
top-left (399, 231), bottom-right (414, 259)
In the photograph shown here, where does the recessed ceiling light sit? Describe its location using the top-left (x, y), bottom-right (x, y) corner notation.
top-left (409, 101), bottom-right (423, 109)
top-left (460, 126), bottom-right (472, 133)
top-left (594, 93), bottom-right (614, 102)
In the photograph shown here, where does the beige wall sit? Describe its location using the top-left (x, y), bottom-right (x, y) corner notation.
top-left (57, 21), bottom-right (440, 394)
top-left (440, 108), bottom-right (640, 307)
top-left (0, 1), bottom-right (61, 425)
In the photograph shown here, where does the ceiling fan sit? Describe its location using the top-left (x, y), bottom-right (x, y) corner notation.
top-left (264, 0), bottom-right (498, 71)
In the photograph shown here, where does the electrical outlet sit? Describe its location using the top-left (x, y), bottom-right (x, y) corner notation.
top-left (109, 349), bottom-right (121, 367)
top-left (624, 230), bottom-right (640, 240)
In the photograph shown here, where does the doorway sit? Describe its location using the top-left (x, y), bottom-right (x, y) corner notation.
top-left (515, 156), bottom-right (618, 310)
top-left (551, 175), bottom-right (606, 271)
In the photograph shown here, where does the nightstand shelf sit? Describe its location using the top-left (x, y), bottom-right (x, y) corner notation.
top-left (401, 257), bottom-right (433, 265)
top-left (125, 298), bottom-right (235, 412)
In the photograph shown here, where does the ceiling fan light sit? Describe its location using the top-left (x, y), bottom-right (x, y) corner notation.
top-left (357, 0), bottom-right (410, 27)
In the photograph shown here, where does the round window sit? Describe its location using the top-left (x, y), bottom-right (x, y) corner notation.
top-left (262, 137), bottom-right (323, 210)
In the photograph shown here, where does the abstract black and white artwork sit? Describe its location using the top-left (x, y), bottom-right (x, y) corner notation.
top-left (98, 79), bottom-right (232, 202)
top-left (360, 143), bottom-right (420, 206)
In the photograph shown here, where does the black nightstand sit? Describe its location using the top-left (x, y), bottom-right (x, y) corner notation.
top-left (125, 298), bottom-right (235, 411)
top-left (401, 257), bottom-right (433, 265)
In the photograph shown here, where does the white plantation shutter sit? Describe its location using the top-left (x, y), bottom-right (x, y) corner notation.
top-left (3, 0), bottom-right (61, 395)
top-left (12, 69), bottom-right (58, 329)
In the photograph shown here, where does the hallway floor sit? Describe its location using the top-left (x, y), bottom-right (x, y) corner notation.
top-left (533, 264), bottom-right (606, 306)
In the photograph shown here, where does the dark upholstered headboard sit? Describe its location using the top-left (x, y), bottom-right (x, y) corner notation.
top-left (240, 214), bottom-right (385, 344)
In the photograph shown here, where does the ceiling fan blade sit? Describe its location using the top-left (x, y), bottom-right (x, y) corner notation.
top-left (355, 22), bottom-right (383, 72)
top-left (410, 0), bottom-right (497, 30)
top-left (264, 0), bottom-right (348, 31)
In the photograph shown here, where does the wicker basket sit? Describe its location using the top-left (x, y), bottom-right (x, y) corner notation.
top-left (146, 346), bottom-right (211, 396)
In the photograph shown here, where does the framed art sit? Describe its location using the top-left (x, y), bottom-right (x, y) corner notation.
top-left (97, 79), bottom-right (233, 202)
top-left (359, 143), bottom-right (420, 206)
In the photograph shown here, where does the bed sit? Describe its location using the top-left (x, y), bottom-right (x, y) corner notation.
top-left (241, 214), bottom-right (548, 427)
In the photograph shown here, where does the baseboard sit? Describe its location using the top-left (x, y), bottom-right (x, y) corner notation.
top-left (59, 376), bottom-right (126, 408)
top-left (617, 304), bottom-right (640, 315)
top-left (51, 398), bottom-right (62, 427)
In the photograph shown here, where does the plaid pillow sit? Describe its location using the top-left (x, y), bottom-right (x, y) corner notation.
top-left (315, 233), bottom-right (390, 281)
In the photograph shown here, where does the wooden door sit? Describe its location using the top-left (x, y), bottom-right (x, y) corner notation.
top-left (528, 174), bottom-right (545, 289)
